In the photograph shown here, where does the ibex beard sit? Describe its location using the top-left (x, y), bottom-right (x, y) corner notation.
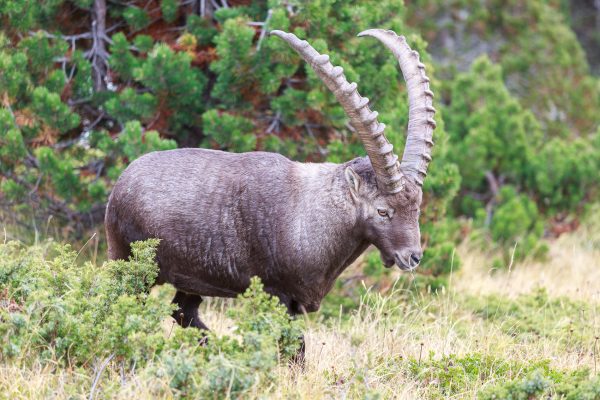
top-left (105, 29), bottom-right (436, 361)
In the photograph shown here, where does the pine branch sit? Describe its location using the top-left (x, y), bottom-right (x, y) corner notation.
top-left (2, 169), bottom-right (106, 228)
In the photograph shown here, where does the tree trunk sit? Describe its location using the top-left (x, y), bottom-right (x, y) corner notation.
top-left (91, 0), bottom-right (108, 91)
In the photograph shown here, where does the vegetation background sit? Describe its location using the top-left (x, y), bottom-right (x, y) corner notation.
top-left (0, 0), bottom-right (599, 398)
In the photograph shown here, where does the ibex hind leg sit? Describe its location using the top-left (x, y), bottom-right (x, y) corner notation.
top-left (106, 230), bottom-right (131, 261)
top-left (172, 291), bottom-right (209, 331)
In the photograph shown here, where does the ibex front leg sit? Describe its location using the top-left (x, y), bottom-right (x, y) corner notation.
top-left (171, 291), bottom-right (209, 330)
top-left (270, 291), bottom-right (306, 366)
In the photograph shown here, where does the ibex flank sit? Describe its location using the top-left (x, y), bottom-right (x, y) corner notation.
top-left (105, 29), bottom-right (437, 358)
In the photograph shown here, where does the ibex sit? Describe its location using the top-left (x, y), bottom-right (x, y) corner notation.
top-left (105, 29), bottom-right (436, 356)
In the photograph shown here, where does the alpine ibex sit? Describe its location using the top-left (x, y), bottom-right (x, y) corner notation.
top-left (105, 29), bottom-right (436, 351)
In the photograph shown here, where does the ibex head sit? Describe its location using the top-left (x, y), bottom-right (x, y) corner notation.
top-left (271, 29), bottom-right (436, 271)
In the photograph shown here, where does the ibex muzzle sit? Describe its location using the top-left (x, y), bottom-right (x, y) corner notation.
top-left (105, 29), bottom-right (436, 356)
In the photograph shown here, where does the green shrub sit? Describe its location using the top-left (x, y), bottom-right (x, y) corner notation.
top-left (0, 239), bottom-right (302, 398)
top-left (480, 370), bottom-right (600, 400)
top-left (409, 351), bottom-right (600, 399)
top-left (464, 288), bottom-right (599, 342)
top-left (0, 239), bottom-right (168, 365)
top-left (201, 109), bottom-right (256, 152)
top-left (104, 88), bottom-right (158, 125)
top-left (122, 7), bottom-right (150, 30)
top-left (409, 353), bottom-right (550, 397)
top-left (479, 370), bottom-right (551, 400)
top-left (486, 186), bottom-right (548, 265)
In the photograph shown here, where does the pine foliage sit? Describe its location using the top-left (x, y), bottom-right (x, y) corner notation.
top-left (0, 0), bottom-right (599, 273)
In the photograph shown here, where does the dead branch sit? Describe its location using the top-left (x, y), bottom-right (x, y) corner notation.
top-left (91, 0), bottom-right (109, 91)
top-left (305, 123), bottom-right (328, 157)
top-left (256, 9), bottom-right (273, 51)
top-left (484, 170), bottom-right (500, 197)
top-left (266, 110), bottom-right (282, 134)
top-left (484, 170), bottom-right (500, 227)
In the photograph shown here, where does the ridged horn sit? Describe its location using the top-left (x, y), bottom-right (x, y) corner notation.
top-left (270, 30), bottom-right (405, 194)
top-left (357, 29), bottom-right (436, 187)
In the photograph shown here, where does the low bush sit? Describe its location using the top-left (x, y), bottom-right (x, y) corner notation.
top-left (464, 288), bottom-right (599, 343)
top-left (480, 370), bottom-right (600, 399)
top-left (0, 239), bottom-right (303, 398)
top-left (408, 350), bottom-right (600, 399)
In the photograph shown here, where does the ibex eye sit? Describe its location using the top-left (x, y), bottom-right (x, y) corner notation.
top-left (377, 209), bottom-right (388, 217)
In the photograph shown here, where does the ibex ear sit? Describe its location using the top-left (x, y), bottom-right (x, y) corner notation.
top-left (344, 167), bottom-right (361, 201)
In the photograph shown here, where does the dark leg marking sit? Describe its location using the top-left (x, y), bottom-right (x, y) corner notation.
top-left (171, 291), bottom-right (209, 330)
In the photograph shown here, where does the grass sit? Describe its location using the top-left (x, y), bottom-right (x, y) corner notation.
top-left (1, 212), bottom-right (600, 398)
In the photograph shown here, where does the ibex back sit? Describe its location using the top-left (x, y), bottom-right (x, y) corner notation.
top-left (105, 29), bottom-right (437, 352)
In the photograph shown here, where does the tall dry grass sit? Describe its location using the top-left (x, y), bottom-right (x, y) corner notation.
top-left (455, 218), bottom-right (600, 302)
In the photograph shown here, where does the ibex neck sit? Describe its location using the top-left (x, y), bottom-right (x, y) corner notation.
top-left (292, 160), bottom-right (363, 230)
top-left (279, 161), bottom-right (368, 308)
top-left (288, 160), bottom-right (367, 254)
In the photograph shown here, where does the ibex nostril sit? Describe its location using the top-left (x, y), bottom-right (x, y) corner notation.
top-left (410, 254), bottom-right (421, 265)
